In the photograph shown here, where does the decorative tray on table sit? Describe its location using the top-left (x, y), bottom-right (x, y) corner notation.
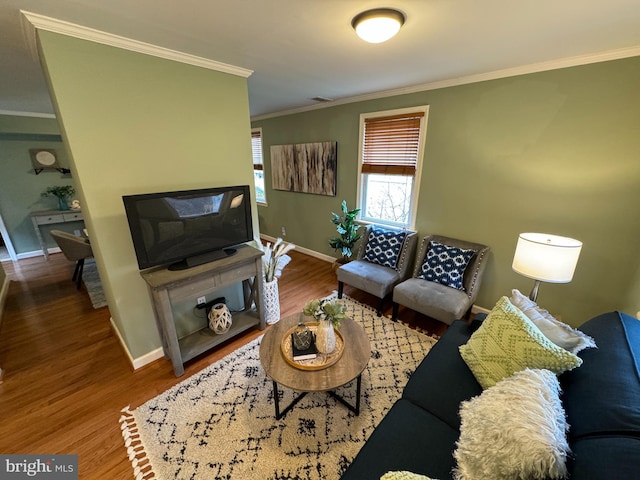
top-left (280, 322), bottom-right (344, 371)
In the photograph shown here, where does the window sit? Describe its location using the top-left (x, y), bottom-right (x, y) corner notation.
top-left (357, 107), bottom-right (428, 229)
top-left (251, 128), bottom-right (266, 204)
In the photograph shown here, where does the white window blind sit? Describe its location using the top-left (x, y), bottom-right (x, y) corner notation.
top-left (251, 130), bottom-right (263, 171)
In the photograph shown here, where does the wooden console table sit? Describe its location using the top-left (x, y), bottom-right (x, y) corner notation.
top-left (31, 209), bottom-right (84, 258)
top-left (141, 244), bottom-right (265, 376)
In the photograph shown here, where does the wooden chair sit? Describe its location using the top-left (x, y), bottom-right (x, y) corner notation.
top-left (50, 229), bottom-right (93, 290)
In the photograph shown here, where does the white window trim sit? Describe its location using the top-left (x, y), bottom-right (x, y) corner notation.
top-left (251, 127), bottom-right (267, 206)
top-left (355, 105), bottom-right (429, 230)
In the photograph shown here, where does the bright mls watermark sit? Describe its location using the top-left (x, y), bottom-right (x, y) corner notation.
top-left (0, 455), bottom-right (77, 479)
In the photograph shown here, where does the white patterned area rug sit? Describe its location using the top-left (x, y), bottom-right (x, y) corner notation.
top-left (120, 295), bottom-right (437, 480)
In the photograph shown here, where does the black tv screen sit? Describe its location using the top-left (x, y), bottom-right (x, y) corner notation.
top-left (123, 185), bottom-right (253, 270)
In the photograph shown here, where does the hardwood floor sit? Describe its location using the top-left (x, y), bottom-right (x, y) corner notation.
top-left (0, 250), bottom-right (447, 479)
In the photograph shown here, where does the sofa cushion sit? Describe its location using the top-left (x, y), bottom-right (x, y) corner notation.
top-left (417, 241), bottom-right (476, 290)
top-left (560, 311), bottom-right (640, 438)
top-left (364, 227), bottom-right (408, 269)
top-left (403, 320), bottom-right (483, 429)
top-left (510, 288), bottom-right (597, 354)
top-left (454, 369), bottom-right (570, 480)
top-left (340, 399), bottom-right (459, 480)
top-left (459, 296), bottom-right (582, 389)
top-left (567, 436), bottom-right (640, 479)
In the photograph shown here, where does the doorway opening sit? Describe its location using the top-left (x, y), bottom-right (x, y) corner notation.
top-left (0, 209), bottom-right (17, 262)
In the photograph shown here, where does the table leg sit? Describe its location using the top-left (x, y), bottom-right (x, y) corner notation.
top-left (272, 380), bottom-right (307, 420)
top-left (272, 375), bottom-right (363, 419)
top-left (328, 374), bottom-right (362, 416)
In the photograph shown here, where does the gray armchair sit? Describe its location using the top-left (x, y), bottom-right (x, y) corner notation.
top-left (337, 225), bottom-right (418, 316)
top-left (50, 229), bottom-right (94, 290)
top-left (392, 234), bottom-right (490, 325)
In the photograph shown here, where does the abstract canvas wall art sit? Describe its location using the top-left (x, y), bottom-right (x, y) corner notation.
top-left (270, 141), bottom-right (337, 196)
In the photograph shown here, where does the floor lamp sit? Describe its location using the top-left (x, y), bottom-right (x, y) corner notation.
top-left (511, 233), bottom-right (583, 302)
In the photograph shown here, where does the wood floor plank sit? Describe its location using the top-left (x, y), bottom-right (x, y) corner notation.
top-left (0, 249), bottom-right (446, 479)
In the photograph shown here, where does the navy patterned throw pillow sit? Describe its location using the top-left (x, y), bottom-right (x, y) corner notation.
top-left (418, 241), bottom-right (476, 290)
top-left (363, 227), bottom-right (408, 269)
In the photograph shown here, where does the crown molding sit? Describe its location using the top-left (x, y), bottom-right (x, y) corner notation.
top-left (20, 10), bottom-right (253, 78)
top-left (0, 109), bottom-right (56, 119)
top-left (252, 44), bottom-right (640, 121)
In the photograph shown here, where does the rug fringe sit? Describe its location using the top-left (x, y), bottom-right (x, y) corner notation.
top-left (396, 319), bottom-right (440, 341)
top-left (120, 406), bottom-right (156, 480)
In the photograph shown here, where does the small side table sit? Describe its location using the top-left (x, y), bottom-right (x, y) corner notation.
top-left (259, 313), bottom-right (371, 419)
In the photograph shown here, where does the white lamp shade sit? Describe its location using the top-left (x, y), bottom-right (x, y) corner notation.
top-left (512, 233), bottom-right (582, 283)
top-left (352, 9), bottom-right (405, 43)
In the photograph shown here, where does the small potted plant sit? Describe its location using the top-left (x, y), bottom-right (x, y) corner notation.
top-left (41, 185), bottom-right (75, 211)
top-left (329, 200), bottom-right (362, 269)
top-left (302, 298), bottom-right (348, 354)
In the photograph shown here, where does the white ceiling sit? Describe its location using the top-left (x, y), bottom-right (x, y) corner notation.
top-left (1, 0), bottom-right (640, 119)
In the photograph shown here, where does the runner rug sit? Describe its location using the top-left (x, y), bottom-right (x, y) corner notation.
top-left (120, 294), bottom-right (437, 480)
top-left (82, 259), bottom-right (107, 309)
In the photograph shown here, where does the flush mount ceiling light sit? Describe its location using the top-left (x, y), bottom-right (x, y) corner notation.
top-left (352, 8), bottom-right (405, 43)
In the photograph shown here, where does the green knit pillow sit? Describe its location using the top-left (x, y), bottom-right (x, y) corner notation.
top-left (459, 296), bottom-right (582, 389)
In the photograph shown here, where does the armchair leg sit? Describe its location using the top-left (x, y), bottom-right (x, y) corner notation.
top-left (377, 297), bottom-right (384, 317)
top-left (464, 306), bottom-right (473, 322)
top-left (392, 303), bottom-right (399, 321)
top-left (338, 281), bottom-right (344, 299)
top-left (74, 258), bottom-right (85, 290)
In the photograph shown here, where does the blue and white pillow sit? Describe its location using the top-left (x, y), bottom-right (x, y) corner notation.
top-left (418, 241), bottom-right (476, 290)
top-left (363, 227), bottom-right (408, 269)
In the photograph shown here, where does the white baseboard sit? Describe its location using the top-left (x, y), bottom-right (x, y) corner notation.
top-left (259, 234), bottom-right (335, 263)
top-left (109, 317), bottom-right (164, 370)
top-left (471, 304), bottom-right (491, 315)
top-left (14, 247), bottom-right (61, 260)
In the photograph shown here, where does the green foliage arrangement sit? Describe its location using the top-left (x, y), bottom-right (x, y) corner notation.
top-left (302, 298), bottom-right (348, 328)
top-left (41, 185), bottom-right (75, 199)
top-left (329, 200), bottom-right (362, 260)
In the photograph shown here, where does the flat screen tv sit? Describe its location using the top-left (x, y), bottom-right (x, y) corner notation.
top-left (122, 185), bottom-right (253, 271)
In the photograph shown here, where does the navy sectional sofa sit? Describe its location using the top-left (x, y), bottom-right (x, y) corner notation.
top-left (340, 311), bottom-right (640, 479)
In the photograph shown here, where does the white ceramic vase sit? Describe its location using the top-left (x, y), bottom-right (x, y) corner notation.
top-left (315, 318), bottom-right (336, 354)
top-left (263, 278), bottom-right (280, 325)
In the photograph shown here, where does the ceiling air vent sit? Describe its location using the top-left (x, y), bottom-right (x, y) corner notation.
top-left (311, 96), bottom-right (334, 102)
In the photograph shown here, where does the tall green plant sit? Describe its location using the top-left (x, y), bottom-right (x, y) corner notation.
top-left (329, 200), bottom-right (362, 260)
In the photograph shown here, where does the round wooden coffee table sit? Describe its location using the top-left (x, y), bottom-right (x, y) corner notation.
top-left (259, 312), bottom-right (371, 419)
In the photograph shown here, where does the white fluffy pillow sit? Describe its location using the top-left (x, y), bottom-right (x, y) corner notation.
top-left (510, 289), bottom-right (596, 354)
top-left (381, 472), bottom-right (437, 480)
top-left (454, 368), bottom-right (570, 480)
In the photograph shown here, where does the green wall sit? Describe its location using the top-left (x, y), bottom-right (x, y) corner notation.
top-left (253, 56), bottom-right (640, 326)
top-left (0, 115), bottom-right (80, 255)
top-left (37, 31), bottom-right (256, 360)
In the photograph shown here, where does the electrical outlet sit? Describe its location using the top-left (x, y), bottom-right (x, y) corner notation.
top-left (197, 296), bottom-right (206, 306)
top-left (281, 226), bottom-right (286, 236)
